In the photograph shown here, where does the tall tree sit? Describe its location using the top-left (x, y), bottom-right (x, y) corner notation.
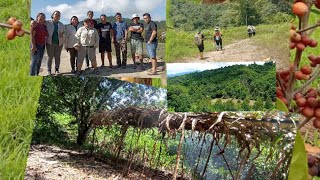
top-left (37, 77), bottom-right (166, 145)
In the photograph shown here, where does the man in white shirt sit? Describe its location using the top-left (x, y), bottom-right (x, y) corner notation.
top-left (74, 18), bottom-right (100, 75)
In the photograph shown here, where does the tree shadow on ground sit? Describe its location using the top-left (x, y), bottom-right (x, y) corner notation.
top-left (25, 144), bottom-right (185, 180)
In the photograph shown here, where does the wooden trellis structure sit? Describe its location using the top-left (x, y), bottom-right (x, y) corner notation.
top-left (88, 107), bottom-right (299, 179)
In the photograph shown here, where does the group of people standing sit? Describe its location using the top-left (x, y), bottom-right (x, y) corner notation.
top-left (194, 26), bottom-right (223, 59)
top-left (30, 10), bottom-right (159, 76)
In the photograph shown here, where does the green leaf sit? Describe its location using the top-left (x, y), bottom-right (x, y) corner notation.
top-left (288, 130), bottom-right (308, 180)
top-left (276, 97), bottom-right (289, 113)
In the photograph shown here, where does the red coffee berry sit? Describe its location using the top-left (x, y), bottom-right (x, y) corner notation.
top-left (307, 97), bottom-right (318, 107)
top-left (301, 65), bottom-right (312, 75)
top-left (301, 106), bottom-right (314, 118)
top-left (296, 97), bottom-right (307, 107)
top-left (309, 40), bottom-right (318, 47)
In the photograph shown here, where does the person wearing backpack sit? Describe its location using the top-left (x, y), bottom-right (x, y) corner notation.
top-left (247, 25), bottom-right (253, 37)
top-left (195, 29), bottom-right (204, 59)
top-left (213, 27), bottom-right (223, 51)
top-left (252, 25), bottom-right (256, 36)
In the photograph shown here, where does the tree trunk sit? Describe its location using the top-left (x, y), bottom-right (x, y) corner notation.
top-left (77, 121), bottom-right (91, 146)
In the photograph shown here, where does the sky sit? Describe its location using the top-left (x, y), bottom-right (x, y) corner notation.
top-left (31, 0), bottom-right (166, 24)
top-left (167, 62), bottom-right (269, 77)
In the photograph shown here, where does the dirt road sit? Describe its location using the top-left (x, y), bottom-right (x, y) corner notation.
top-left (24, 145), bottom-right (173, 180)
top-left (38, 49), bottom-right (166, 78)
top-left (176, 38), bottom-right (287, 69)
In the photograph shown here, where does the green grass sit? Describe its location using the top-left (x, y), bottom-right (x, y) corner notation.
top-left (0, 0), bottom-right (43, 179)
top-left (252, 23), bottom-right (289, 63)
top-left (165, 23), bottom-right (289, 62)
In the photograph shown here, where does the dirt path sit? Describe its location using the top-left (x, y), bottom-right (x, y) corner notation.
top-left (25, 145), bottom-right (175, 180)
top-left (38, 50), bottom-right (166, 78)
top-left (177, 38), bottom-right (283, 66)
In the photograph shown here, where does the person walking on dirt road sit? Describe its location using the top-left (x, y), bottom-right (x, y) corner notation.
top-left (129, 14), bottom-right (145, 70)
top-left (65, 16), bottom-right (81, 73)
top-left (195, 29), bottom-right (205, 59)
top-left (143, 13), bottom-right (158, 75)
top-left (252, 25), bottom-right (256, 36)
top-left (247, 25), bottom-right (253, 37)
top-left (74, 18), bottom-right (100, 75)
top-left (213, 27), bottom-right (223, 51)
top-left (97, 14), bottom-right (114, 68)
top-left (113, 12), bottom-right (128, 69)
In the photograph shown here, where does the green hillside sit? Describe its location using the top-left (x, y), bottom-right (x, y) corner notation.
top-left (168, 61), bottom-right (276, 112)
top-left (166, 0), bottom-right (292, 62)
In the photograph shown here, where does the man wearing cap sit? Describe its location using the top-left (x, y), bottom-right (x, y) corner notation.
top-left (113, 12), bottom-right (128, 68)
top-left (96, 14), bottom-right (114, 68)
top-left (74, 18), bottom-right (100, 75)
top-left (143, 13), bottom-right (158, 75)
top-left (129, 14), bottom-right (144, 69)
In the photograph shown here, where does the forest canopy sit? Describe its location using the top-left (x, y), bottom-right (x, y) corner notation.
top-left (168, 61), bottom-right (276, 112)
top-left (169, 0), bottom-right (292, 30)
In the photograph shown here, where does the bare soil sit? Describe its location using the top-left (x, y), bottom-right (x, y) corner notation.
top-left (37, 49), bottom-right (166, 79)
top-left (24, 145), bottom-right (177, 180)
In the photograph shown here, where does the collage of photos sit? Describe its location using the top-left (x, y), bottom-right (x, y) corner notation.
top-left (1, 0), bottom-right (320, 180)
top-left (30, 0), bottom-right (166, 78)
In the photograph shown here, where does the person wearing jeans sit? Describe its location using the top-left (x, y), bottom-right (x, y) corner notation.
top-left (45, 10), bottom-right (64, 75)
top-left (30, 13), bottom-right (48, 76)
top-left (113, 12), bottom-right (128, 68)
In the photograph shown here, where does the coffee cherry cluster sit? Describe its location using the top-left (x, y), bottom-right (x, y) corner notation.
top-left (292, 88), bottom-right (320, 125)
top-left (6, 17), bottom-right (25, 40)
top-left (308, 154), bottom-right (320, 177)
top-left (289, 27), bottom-right (318, 51)
top-left (308, 54), bottom-right (320, 67)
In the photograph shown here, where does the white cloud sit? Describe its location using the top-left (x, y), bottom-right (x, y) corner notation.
top-left (43, 0), bottom-right (165, 24)
top-left (167, 61), bottom-right (269, 76)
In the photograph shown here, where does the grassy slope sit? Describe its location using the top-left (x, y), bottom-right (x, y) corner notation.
top-left (165, 0), bottom-right (290, 63)
top-left (166, 24), bottom-right (289, 63)
top-left (0, 0), bottom-right (42, 179)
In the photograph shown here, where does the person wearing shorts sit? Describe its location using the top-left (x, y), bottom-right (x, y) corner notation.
top-left (143, 13), bottom-right (158, 75)
top-left (129, 14), bottom-right (144, 69)
top-left (74, 18), bottom-right (100, 75)
top-left (96, 14), bottom-right (114, 68)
